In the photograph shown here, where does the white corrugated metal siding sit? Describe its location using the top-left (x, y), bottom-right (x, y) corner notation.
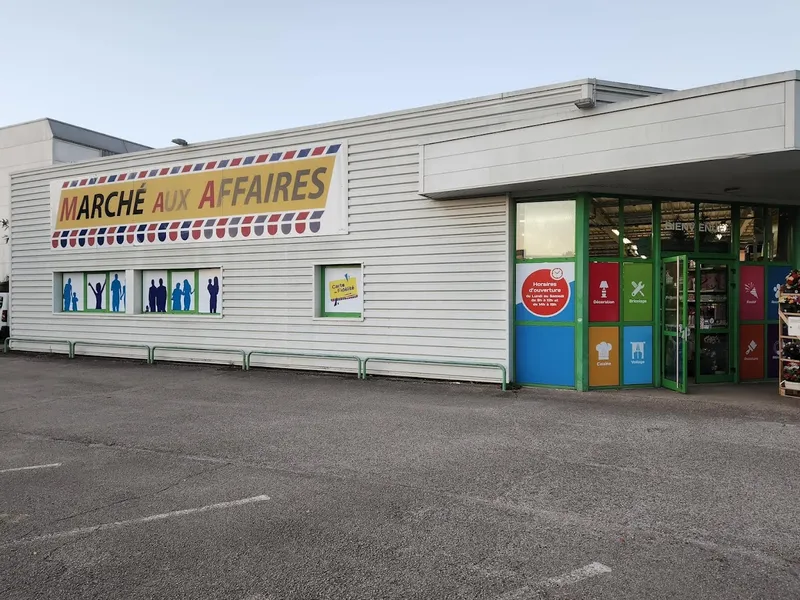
top-left (9, 80), bottom-right (656, 383)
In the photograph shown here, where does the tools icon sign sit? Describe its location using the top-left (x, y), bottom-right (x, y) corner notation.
top-left (631, 281), bottom-right (646, 297)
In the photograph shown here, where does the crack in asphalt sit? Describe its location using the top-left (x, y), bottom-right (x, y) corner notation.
top-left (2, 430), bottom-right (229, 464)
top-left (7, 455), bottom-right (231, 545)
top-left (49, 461), bottom-right (232, 526)
top-left (0, 399), bottom-right (62, 415)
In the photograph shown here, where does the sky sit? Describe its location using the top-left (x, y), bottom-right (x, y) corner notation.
top-left (2, 0), bottom-right (799, 148)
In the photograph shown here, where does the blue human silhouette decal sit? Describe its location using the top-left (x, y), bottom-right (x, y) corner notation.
top-left (110, 274), bottom-right (122, 312)
top-left (207, 276), bottom-right (219, 314)
top-left (71, 292), bottom-right (79, 312)
top-left (89, 279), bottom-right (106, 310)
top-left (148, 280), bottom-right (157, 313)
top-left (122, 284), bottom-right (127, 311)
top-left (182, 279), bottom-right (193, 311)
top-left (172, 282), bottom-right (183, 311)
top-left (63, 278), bottom-right (73, 312)
top-left (156, 278), bottom-right (167, 313)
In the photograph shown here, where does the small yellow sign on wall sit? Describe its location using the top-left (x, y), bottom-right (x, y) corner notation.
top-left (329, 276), bottom-right (359, 303)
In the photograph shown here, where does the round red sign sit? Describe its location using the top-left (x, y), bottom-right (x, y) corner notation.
top-left (521, 267), bottom-right (570, 318)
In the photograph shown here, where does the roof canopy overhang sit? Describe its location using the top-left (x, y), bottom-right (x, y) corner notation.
top-left (420, 71), bottom-right (800, 204)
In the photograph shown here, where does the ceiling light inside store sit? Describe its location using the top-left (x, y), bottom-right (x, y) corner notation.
top-left (623, 237), bottom-right (632, 244)
top-left (611, 229), bottom-right (620, 236)
top-left (640, 255), bottom-right (647, 259)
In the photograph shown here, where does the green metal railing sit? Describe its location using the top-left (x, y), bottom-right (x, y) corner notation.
top-left (3, 337), bottom-right (74, 358)
top-left (5, 338), bottom-right (508, 390)
top-left (246, 350), bottom-right (363, 377)
top-left (151, 345), bottom-right (247, 370)
top-left (73, 341), bottom-right (152, 364)
top-left (362, 356), bottom-right (507, 391)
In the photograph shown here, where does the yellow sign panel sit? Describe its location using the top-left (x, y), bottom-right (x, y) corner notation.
top-left (54, 155), bottom-right (336, 231)
top-left (329, 277), bottom-right (359, 302)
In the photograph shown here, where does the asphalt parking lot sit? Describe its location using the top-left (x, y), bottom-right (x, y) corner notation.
top-left (1, 354), bottom-right (799, 599)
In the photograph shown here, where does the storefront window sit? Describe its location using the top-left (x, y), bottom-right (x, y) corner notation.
top-left (739, 206), bottom-right (765, 262)
top-left (622, 200), bottom-right (653, 259)
top-left (768, 207), bottom-right (794, 262)
top-left (660, 201), bottom-right (696, 254)
top-left (516, 200), bottom-right (576, 259)
top-left (697, 203), bottom-right (732, 254)
top-left (589, 197), bottom-right (620, 257)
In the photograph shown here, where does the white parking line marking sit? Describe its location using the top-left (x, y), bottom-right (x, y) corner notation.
top-left (498, 562), bottom-right (612, 599)
top-left (9, 495), bottom-right (270, 545)
top-left (0, 462), bottom-right (62, 474)
top-left (540, 561), bottom-right (612, 587)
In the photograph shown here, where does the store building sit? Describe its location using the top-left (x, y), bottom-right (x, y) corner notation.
top-left (8, 71), bottom-right (800, 392)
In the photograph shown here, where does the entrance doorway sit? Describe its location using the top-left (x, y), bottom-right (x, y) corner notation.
top-left (662, 256), bottom-right (688, 392)
top-left (690, 260), bottom-right (734, 383)
top-left (661, 256), bottom-right (735, 391)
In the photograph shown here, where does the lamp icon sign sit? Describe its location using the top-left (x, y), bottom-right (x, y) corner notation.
top-left (599, 280), bottom-right (609, 298)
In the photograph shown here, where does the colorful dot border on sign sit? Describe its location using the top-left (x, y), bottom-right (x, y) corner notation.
top-left (51, 210), bottom-right (325, 249)
top-left (60, 144), bottom-right (342, 190)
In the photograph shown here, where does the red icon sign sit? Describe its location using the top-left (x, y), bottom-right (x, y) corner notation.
top-left (589, 262), bottom-right (620, 322)
top-left (739, 324), bottom-right (765, 380)
top-left (522, 268), bottom-right (570, 318)
top-left (739, 266), bottom-right (765, 321)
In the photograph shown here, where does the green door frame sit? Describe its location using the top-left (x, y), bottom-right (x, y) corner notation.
top-left (661, 255), bottom-right (689, 393)
top-left (691, 259), bottom-right (737, 383)
top-left (510, 195), bottom-right (583, 389)
top-left (575, 195), bottom-right (590, 390)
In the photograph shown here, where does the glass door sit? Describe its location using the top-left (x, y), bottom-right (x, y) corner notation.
top-left (691, 261), bottom-right (734, 383)
top-left (662, 256), bottom-right (689, 393)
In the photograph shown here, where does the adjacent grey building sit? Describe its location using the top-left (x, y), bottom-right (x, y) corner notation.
top-left (0, 119), bottom-right (149, 281)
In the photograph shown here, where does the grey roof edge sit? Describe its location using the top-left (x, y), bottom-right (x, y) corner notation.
top-left (0, 117), bottom-right (51, 132)
top-left (0, 79), bottom-right (666, 138)
top-left (593, 79), bottom-right (674, 94)
top-left (606, 69), bottom-right (800, 109)
top-left (46, 119), bottom-right (151, 154)
top-left (13, 71), bottom-right (797, 180)
top-left (419, 70), bottom-right (800, 148)
top-left (10, 77), bottom-right (660, 178)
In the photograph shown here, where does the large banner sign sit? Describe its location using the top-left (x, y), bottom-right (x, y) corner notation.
top-left (51, 142), bottom-right (347, 249)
